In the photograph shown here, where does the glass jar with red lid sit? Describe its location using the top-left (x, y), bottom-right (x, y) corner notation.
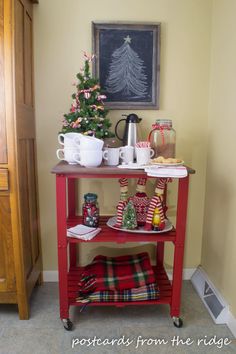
top-left (82, 193), bottom-right (99, 227)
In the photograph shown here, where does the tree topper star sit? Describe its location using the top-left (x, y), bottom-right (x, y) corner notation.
top-left (124, 35), bottom-right (132, 44)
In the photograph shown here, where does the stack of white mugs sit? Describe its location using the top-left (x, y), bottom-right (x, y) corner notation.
top-left (57, 133), bottom-right (154, 167)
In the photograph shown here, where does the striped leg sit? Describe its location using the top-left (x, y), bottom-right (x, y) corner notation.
top-left (144, 196), bottom-right (159, 230)
top-left (155, 198), bottom-right (165, 230)
top-left (118, 178), bottom-right (128, 202)
top-left (155, 178), bottom-right (172, 219)
top-left (144, 195), bottom-right (165, 231)
top-left (119, 178), bottom-right (128, 187)
top-left (114, 200), bottom-right (127, 228)
top-left (155, 177), bottom-right (172, 196)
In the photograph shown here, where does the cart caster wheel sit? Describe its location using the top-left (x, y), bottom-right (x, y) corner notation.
top-left (173, 317), bottom-right (183, 328)
top-left (62, 318), bottom-right (73, 331)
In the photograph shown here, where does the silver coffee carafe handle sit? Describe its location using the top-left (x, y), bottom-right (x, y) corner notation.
top-left (115, 118), bottom-right (126, 141)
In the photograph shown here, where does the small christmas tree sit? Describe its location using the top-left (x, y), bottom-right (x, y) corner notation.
top-left (122, 201), bottom-right (137, 230)
top-left (61, 52), bottom-right (114, 139)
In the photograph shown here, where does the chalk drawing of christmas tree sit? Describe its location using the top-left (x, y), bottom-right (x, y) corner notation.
top-left (105, 35), bottom-right (148, 97)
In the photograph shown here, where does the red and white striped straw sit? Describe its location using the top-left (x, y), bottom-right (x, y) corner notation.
top-left (135, 141), bottom-right (150, 148)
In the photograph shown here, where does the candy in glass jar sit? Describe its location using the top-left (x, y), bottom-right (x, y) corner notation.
top-left (82, 193), bottom-right (99, 227)
top-left (148, 119), bottom-right (176, 158)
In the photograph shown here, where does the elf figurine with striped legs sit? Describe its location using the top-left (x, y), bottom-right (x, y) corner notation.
top-left (144, 178), bottom-right (172, 231)
top-left (114, 178), bottom-right (129, 228)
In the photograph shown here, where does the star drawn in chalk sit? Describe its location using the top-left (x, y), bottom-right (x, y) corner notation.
top-left (124, 35), bottom-right (132, 44)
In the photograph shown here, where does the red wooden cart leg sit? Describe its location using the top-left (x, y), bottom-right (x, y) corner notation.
top-left (56, 175), bottom-right (70, 321)
top-left (171, 176), bottom-right (189, 322)
top-left (69, 244), bottom-right (77, 268)
top-left (156, 182), bottom-right (167, 268)
top-left (68, 178), bottom-right (76, 218)
top-left (156, 242), bottom-right (164, 268)
top-left (68, 178), bottom-right (77, 268)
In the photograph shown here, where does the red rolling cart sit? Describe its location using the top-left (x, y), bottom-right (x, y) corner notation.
top-left (52, 161), bottom-right (195, 330)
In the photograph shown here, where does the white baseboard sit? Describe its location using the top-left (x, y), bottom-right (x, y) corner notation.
top-left (191, 266), bottom-right (236, 338)
top-left (43, 267), bottom-right (196, 283)
top-left (43, 271), bottom-right (58, 282)
top-left (228, 311), bottom-right (236, 338)
top-left (166, 268), bottom-right (196, 281)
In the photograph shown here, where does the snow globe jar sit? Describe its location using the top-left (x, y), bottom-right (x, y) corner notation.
top-left (82, 193), bottom-right (99, 227)
top-left (149, 119), bottom-right (176, 158)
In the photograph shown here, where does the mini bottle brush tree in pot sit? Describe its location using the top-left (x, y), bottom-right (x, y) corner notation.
top-left (61, 52), bottom-right (114, 139)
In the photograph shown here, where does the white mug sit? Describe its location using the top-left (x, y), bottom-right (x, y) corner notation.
top-left (73, 150), bottom-right (103, 167)
top-left (78, 135), bottom-right (104, 150)
top-left (120, 146), bottom-right (134, 164)
top-left (103, 147), bottom-right (120, 166)
top-left (58, 133), bottom-right (82, 148)
top-left (135, 147), bottom-right (154, 165)
top-left (56, 148), bottom-right (79, 165)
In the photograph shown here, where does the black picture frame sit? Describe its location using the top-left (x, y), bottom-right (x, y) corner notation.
top-left (92, 22), bottom-right (160, 110)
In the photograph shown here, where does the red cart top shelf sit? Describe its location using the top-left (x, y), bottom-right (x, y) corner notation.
top-left (51, 161), bottom-right (195, 178)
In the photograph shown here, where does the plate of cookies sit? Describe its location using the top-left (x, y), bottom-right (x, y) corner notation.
top-left (150, 156), bottom-right (184, 166)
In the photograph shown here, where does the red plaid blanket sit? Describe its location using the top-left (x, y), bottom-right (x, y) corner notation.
top-left (78, 252), bottom-right (155, 293)
top-left (76, 283), bottom-right (159, 303)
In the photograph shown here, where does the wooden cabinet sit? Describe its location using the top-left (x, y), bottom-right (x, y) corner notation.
top-left (0, 0), bottom-right (42, 319)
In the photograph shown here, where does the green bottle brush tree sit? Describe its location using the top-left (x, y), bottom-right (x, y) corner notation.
top-left (122, 201), bottom-right (137, 230)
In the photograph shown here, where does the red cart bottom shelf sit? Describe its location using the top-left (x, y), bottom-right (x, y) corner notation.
top-left (67, 265), bottom-right (172, 307)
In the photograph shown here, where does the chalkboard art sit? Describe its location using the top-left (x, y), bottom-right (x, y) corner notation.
top-left (92, 23), bottom-right (160, 109)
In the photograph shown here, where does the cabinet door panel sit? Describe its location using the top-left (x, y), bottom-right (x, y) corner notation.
top-left (24, 10), bottom-right (33, 106)
top-left (14, 0), bottom-right (41, 280)
top-left (17, 138), bottom-right (40, 277)
top-left (0, 169), bottom-right (8, 191)
top-left (0, 195), bottom-right (15, 291)
top-left (14, 0), bottom-right (24, 104)
top-left (26, 139), bottom-right (39, 262)
top-left (18, 139), bottom-right (33, 277)
top-left (0, 0), bottom-right (7, 163)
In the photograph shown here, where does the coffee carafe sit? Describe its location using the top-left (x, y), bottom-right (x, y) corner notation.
top-left (115, 113), bottom-right (142, 147)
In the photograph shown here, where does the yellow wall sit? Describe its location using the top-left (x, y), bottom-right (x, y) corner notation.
top-left (34, 0), bottom-right (212, 270)
top-left (201, 0), bottom-right (236, 317)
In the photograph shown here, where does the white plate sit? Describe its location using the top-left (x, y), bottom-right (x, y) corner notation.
top-left (106, 216), bottom-right (173, 234)
top-left (150, 161), bottom-right (184, 167)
